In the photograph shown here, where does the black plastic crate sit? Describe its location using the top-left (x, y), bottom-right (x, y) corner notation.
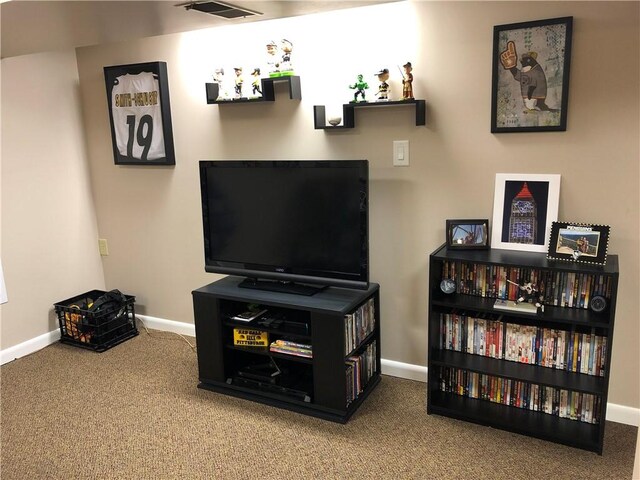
top-left (54, 289), bottom-right (138, 352)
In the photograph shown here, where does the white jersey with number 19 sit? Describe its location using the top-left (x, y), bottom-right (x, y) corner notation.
top-left (111, 72), bottom-right (166, 161)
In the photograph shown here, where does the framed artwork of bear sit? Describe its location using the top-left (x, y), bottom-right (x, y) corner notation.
top-left (491, 17), bottom-right (573, 133)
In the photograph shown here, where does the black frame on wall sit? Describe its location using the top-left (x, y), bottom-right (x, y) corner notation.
top-left (490, 16), bottom-right (573, 133)
top-left (104, 61), bottom-right (175, 165)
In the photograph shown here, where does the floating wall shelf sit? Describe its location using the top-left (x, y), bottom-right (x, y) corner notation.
top-left (205, 76), bottom-right (301, 104)
top-left (313, 100), bottom-right (426, 130)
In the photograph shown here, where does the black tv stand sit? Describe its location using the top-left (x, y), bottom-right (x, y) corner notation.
top-left (239, 277), bottom-right (327, 296)
top-left (192, 276), bottom-right (381, 422)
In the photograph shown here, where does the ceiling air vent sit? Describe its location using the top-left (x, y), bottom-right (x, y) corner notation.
top-left (180, 1), bottom-right (263, 19)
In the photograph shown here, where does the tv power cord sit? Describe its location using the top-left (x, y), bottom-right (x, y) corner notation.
top-left (134, 315), bottom-right (196, 352)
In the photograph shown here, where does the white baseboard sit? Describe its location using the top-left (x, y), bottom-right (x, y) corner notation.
top-left (1, 329), bottom-right (60, 365)
top-left (3, 316), bottom-right (639, 427)
top-left (607, 403), bottom-right (640, 427)
top-left (382, 358), bottom-right (427, 382)
top-left (136, 314), bottom-right (196, 337)
top-left (129, 316), bottom-right (640, 427)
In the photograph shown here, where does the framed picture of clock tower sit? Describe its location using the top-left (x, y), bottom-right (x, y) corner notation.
top-left (491, 173), bottom-right (560, 252)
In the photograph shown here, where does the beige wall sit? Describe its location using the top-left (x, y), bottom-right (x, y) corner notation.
top-left (77, 1), bottom-right (639, 409)
top-left (3, 2), bottom-right (636, 411)
top-left (1, 50), bottom-right (106, 349)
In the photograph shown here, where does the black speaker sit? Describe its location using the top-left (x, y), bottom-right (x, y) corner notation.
top-left (590, 295), bottom-right (607, 313)
top-left (440, 278), bottom-right (456, 294)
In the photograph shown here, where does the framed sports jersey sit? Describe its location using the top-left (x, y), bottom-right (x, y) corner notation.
top-left (104, 62), bottom-right (175, 165)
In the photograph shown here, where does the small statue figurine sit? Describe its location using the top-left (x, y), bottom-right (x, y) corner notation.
top-left (375, 68), bottom-right (390, 101)
top-left (280, 39), bottom-right (294, 76)
top-left (266, 40), bottom-right (280, 77)
top-left (214, 68), bottom-right (230, 101)
top-left (233, 67), bottom-right (244, 99)
top-left (508, 279), bottom-right (543, 307)
top-left (251, 68), bottom-right (262, 98)
top-left (401, 61), bottom-right (414, 100)
top-left (349, 74), bottom-right (369, 103)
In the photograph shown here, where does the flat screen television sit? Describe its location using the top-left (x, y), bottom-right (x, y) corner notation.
top-left (199, 160), bottom-right (369, 295)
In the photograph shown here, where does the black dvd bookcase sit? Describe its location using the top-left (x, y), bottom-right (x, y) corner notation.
top-left (427, 244), bottom-right (619, 454)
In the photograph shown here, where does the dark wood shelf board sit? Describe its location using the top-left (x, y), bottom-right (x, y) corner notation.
top-left (345, 330), bottom-right (377, 359)
top-left (193, 276), bottom-right (379, 316)
top-left (430, 293), bottom-right (611, 328)
top-left (225, 344), bottom-right (313, 364)
top-left (313, 100), bottom-right (426, 129)
top-left (197, 380), bottom-right (343, 421)
top-left (431, 349), bottom-right (606, 394)
top-left (198, 372), bottom-right (380, 424)
top-left (205, 76), bottom-right (301, 104)
top-left (430, 243), bottom-right (619, 275)
top-left (428, 391), bottom-right (601, 453)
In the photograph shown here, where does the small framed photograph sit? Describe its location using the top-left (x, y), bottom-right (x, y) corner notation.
top-left (491, 16), bottom-right (573, 133)
top-left (491, 173), bottom-right (560, 253)
top-left (547, 222), bottom-right (610, 265)
top-left (446, 219), bottom-right (490, 250)
top-left (104, 61), bottom-right (175, 165)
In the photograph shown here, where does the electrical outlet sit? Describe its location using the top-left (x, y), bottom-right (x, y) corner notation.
top-left (393, 140), bottom-right (410, 167)
top-left (98, 238), bottom-right (109, 256)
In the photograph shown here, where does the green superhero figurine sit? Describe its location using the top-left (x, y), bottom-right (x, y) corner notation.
top-left (349, 74), bottom-right (369, 103)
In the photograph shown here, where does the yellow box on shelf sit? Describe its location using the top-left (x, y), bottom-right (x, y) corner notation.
top-left (233, 329), bottom-right (269, 347)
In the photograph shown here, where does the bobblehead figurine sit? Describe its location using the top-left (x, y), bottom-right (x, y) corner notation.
top-left (375, 68), bottom-right (390, 101)
top-left (233, 67), bottom-right (244, 99)
top-left (500, 41), bottom-right (554, 111)
top-left (349, 74), bottom-right (369, 103)
top-left (266, 40), bottom-right (280, 77)
top-left (507, 279), bottom-right (543, 307)
top-left (214, 68), bottom-right (230, 101)
top-left (280, 39), bottom-right (294, 76)
top-left (401, 62), bottom-right (414, 100)
top-left (251, 68), bottom-right (262, 98)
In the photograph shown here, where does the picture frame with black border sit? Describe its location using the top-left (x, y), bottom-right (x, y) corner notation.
top-left (547, 222), bottom-right (610, 265)
top-left (104, 61), bottom-right (175, 166)
top-left (491, 16), bottom-right (573, 133)
top-left (446, 219), bottom-right (490, 250)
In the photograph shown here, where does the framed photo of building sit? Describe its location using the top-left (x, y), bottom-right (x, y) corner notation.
top-left (491, 173), bottom-right (561, 253)
top-left (104, 61), bottom-right (175, 165)
top-left (491, 16), bottom-right (573, 133)
top-left (547, 222), bottom-right (610, 265)
top-left (446, 219), bottom-right (489, 250)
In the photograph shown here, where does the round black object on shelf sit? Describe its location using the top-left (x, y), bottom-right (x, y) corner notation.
top-left (440, 278), bottom-right (456, 294)
top-left (590, 295), bottom-right (607, 313)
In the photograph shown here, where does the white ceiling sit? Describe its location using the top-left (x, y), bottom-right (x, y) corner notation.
top-left (1, 1), bottom-right (394, 59)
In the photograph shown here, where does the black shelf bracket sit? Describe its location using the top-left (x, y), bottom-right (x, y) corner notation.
top-left (314, 99), bottom-right (426, 129)
top-left (205, 76), bottom-right (301, 104)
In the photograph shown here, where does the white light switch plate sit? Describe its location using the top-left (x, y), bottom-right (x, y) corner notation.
top-left (393, 140), bottom-right (409, 166)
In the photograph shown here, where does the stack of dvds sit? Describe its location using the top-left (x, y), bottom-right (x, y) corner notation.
top-left (346, 341), bottom-right (377, 405)
top-left (440, 312), bottom-right (607, 376)
top-left (344, 297), bottom-right (376, 354)
top-left (441, 260), bottom-right (613, 310)
top-left (269, 339), bottom-right (312, 358)
top-left (437, 366), bottom-right (601, 424)
top-left (440, 312), bottom-right (503, 359)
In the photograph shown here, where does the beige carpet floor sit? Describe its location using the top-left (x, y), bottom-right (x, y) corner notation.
top-left (1, 329), bottom-right (637, 479)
